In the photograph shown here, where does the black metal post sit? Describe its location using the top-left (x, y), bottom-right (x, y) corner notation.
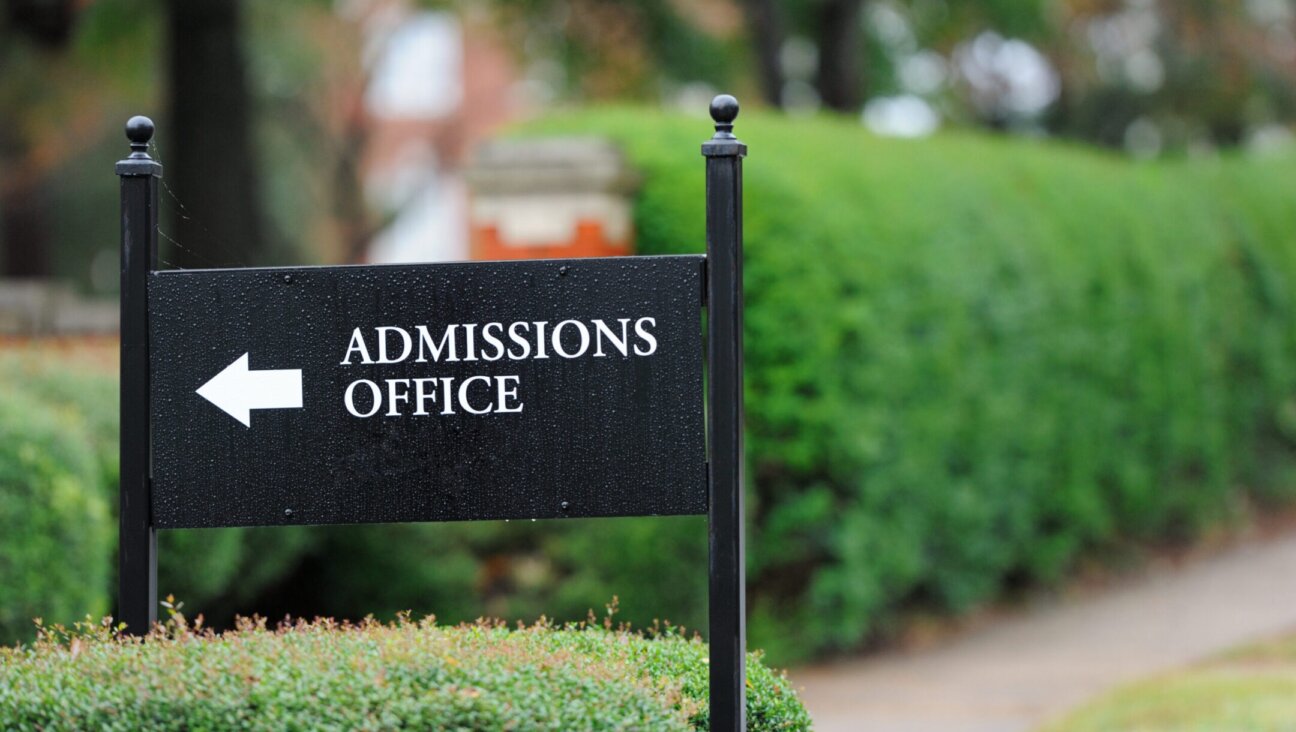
top-left (117, 116), bottom-right (161, 635)
top-left (704, 95), bottom-right (747, 731)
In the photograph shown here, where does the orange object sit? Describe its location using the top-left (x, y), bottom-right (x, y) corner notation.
top-left (471, 218), bottom-right (632, 261)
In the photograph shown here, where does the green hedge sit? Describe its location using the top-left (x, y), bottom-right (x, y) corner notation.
top-left (0, 386), bottom-right (109, 643)
top-left (271, 111), bottom-right (1296, 662)
top-left (0, 617), bottom-right (810, 730)
top-left (9, 109), bottom-right (1296, 665)
top-left (0, 354), bottom-right (316, 639)
top-left (515, 109), bottom-right (1296, 660)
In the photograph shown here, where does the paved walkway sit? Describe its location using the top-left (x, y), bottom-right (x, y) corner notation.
top-left (790, 531), bottom-right (1296, 731)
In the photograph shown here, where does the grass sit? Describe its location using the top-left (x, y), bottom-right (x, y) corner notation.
top-left (1042, 633), bottom-right (1296, 731)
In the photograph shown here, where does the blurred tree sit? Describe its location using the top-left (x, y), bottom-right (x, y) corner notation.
top-left (898, 0), bottom-right (1295, 152)
top-left (487, 0), bottom-right (880, 113)
top-left (743, 0), bottom-right (786, 107)
top-left (164, 0), bottom-right (267, 268)
top-left (0, 87), bottom-right (53, 278)
top-left (4, 0), bottom-right (77, 45)
top-left (740, 0), bottom-right (868, 111)
top-left (813, 0), bottom-right (866, 111)
top-left (247, 0), bottom-right (388, 265)
top-left (0, 0), bottom-right (275, 280)
top-left (0, 0), bottom-right (155, 281)
top-left (0, 0), bottom-right (79, 277)
top-left (0, 0), bottom-right (357, 281)
top-left (1043, 0), bottom-right (1296, 153)
top-left (2, 0), bottom-right (1291, 283)
top-left (488, 0), bottom-right (736, 101)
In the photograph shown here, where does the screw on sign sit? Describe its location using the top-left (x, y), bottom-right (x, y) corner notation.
top-left (117, 96), bottom-right (748, 729)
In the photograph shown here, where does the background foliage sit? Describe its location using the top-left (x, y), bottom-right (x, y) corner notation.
top-left (0, 353), bottom-right (316, 643)
top-left (521, 109), bottom-right (1296, 659)
top-left (4, 111), bottom-right (1296, 664)
top-left (4, 1), bottom-right (1295, 283)
top-left (0, 616), bottom-right (811, 730)
top-left (0, 384), bottom-right (108, 642)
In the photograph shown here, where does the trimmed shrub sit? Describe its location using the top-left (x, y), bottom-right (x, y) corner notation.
top-left (512, 109), bottom-right (1296, 660)
top-left (13, 110), bottom-right (1296, 666)
top-left (0, 617), bottom-right (811, 731)
top-left (0, 353), bottom-right (118, 495)
top-left (0, 353), bottom-right (317, 632)
top-left (166, 112), bottom-right (1296, 663)
top-left (0, 388), bottom-right (110, 643)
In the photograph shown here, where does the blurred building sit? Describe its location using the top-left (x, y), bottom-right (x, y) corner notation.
top-left (466, 138), bottom-right (638, 261)
top-left (358, 4), bottom-right (515, 263)
top-left (357, 2), bottom-right (637, 265)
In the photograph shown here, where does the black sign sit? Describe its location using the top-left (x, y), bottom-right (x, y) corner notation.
top-left (147, 256), bottom-right (706, 529)
top-left (119, 96), bottom-right (749, 729)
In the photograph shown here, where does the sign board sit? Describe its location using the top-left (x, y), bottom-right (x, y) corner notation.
top-left (148, 256), bottom-right (706, 528)
top-left (118, 95), bottom-right (749, 729)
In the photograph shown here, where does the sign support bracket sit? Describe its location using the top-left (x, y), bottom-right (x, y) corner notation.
top-left (116, 116), bottom-right (161, 636)
top-left (703, 95), bottom-right (748, 731)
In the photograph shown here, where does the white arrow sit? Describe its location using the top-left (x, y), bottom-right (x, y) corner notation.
top-left (196, 353), bottom-right (303, 427)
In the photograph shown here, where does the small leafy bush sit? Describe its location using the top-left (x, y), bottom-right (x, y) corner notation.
top-left (0, 387), bottom-right (109, 644)
top-left (0, 615), bottom-right (811, 731)
top-left (0, 353), bottom-right (317, 638)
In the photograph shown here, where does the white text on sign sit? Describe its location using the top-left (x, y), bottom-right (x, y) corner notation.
top-left (339, 317), bottom-right (658, 417)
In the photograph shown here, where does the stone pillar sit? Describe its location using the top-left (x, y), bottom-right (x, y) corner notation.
top-left (466, 138), bottom-right (639, 260)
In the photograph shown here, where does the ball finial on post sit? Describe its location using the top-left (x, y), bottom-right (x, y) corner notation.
top-left (710, 95), bottom-right (739, 139)
top-left (125, 116), bottom-right (155, 159)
